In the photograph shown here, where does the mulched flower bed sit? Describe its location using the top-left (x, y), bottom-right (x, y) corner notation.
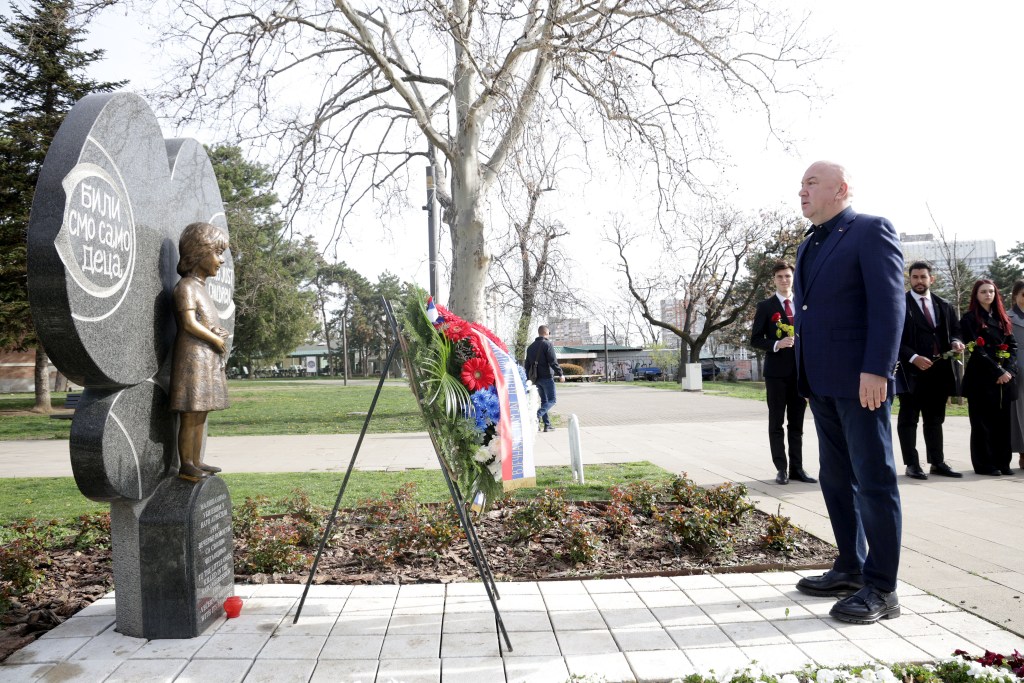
top-left (1, 496), bottom-right (835, 662)
top-left (257, 502), bottom-right (834, 586)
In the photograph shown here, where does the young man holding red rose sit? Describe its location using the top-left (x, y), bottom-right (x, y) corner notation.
top-left (525, 325), bottom-right (564, 432)
top-left (894, 261), bottom-right (965, 480)
top-left (750, 261), bottom-right (814, 485)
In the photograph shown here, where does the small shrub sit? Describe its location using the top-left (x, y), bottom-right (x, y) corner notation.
top-left (72, 512), bottom-right (111, 550)
top-left (561, 510), bottom-right (600, 564)
top-left (351, 486), bottom-right (464, 565)
top-left (602, 491), bottom-right (634, 538)
top-left (507, 489), bottom-right (567, 542)
top-left (560, 363), bottom-right (585, 376)
top-left (669, 474), bottom-right (702, 506)
top-left (240, 518), bottom-right (308, 574)
top-left (702, 483), bottom-right (754, 523)
top-left (669, 476), bottom-right (752, 523)
top-left (761, 505), bottom-right (797, 553)
top-left (0, 538), bottom-right (44, 612)
top-left (233, 495), bottom-right (270, 540)
top-left (658, 507), bottom-right (732, 557)
top-left (619, 481), bottom-right (659, 518)
top-left (283, 489), bottom-right (327, 547)
top-left (420, 502), bottom-right (463, 552)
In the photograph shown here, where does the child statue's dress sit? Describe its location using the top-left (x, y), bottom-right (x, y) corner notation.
top-left (169, 276), bottom-right (229, 412)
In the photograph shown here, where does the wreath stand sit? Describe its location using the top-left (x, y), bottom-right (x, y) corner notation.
top-left (293, 298), bottom-right (513, 652)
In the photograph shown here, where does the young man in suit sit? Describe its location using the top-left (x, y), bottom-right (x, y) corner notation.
top-left (792, 161), bottom-right (905, 625)
top-left (896, 261), bottom-right (965, 480)
top-left (751, 261), bottom-right (815, 485)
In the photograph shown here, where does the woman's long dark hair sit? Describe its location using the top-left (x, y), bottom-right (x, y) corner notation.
top-left (968, 278), bottom-right (1012, 335)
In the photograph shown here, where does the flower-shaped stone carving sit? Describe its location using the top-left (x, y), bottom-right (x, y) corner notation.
top-left (27, 92), bottom-right (234, 502)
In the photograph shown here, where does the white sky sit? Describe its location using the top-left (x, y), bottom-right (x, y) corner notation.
top-left (16, 1), bottom-right (1024, 312)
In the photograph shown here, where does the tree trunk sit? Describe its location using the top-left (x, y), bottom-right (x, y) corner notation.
top-left (513, 286), bottom-right (537, 362)
top-left (33, 346), bottom-right (52, 414)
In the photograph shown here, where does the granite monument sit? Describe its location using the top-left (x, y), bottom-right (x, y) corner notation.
top-left (26, 92), bottom-right (236, 638)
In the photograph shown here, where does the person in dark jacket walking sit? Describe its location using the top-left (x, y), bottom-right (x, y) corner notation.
top-left (525, 325), bottom-right (564, 432)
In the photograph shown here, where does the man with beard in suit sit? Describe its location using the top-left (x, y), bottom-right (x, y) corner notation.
top-left (751, 261), bottom-right (815, 485)
top-left (896, 261), bottom-right (965, 480)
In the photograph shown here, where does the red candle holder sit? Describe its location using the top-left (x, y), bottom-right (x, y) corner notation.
top-left (223, 595), bottom-right (243, 618)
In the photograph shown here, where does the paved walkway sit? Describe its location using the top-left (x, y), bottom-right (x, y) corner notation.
top-left (2, 384), bottom-right (1023, 682)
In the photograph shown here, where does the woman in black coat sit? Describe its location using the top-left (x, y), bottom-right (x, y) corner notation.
top-left (960, 279), bottom-right (1018, 475)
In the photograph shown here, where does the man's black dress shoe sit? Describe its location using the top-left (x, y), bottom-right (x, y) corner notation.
top-left (543, 425), bottom-right (555, 432)
top-left (775, 470), bottom-right (789, 485)
top-left (977, 469), bottom-right (1002, 476)
top-left (829, 585), bottom-right (900, 624)
top-left (789, 469), bottom-right (817, 484)
top-left (1000, 467), bottom-right (1014, 475)
top-left (930, 462), bottom-right (962, 478)
top-left (905, 465), bottom-right (928, 480)
top-left (795, 570), bottom-right (864, 597)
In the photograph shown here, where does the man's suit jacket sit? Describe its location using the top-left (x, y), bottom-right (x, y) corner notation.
top-left (895, 291), bottom-right (961, 396)
top-left (793, 209), bottom-right (905, 400)
top-left (751, 296), bottom-right (796, 379)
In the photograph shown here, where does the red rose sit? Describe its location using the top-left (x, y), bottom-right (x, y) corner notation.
top-left (976, 337), bottom-right (985, 347)
top-left (771, 312), bottom-right (782, 322)
top-left (460, 357), bottom-right (495, 391)
top-left (998, 344), bottom-right (1009, 351)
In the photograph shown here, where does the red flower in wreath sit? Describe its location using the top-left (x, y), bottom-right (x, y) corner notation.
top-left (998, 343), bottom-right (1009, 351)
top-left (976, 337), bottom-right (986, 347)
top-left (771, 312), bottom-right (781, 322)
top-left (461, 357), bottom-right (495, 391)
top-left (465, 333), bottom-right (485, 358)
top-left (444, 319), bottom-right (471, 342)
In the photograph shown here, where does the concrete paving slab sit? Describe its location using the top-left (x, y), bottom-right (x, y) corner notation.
top-left (104, 658), bottom-right (188, 683)
top-left (502, 655), bottom-right (570, 683)
top-left (564, 651), bottom-right (636, 682)
top-left (241, 659), bottom-right (316, 683)
top-left (625, 649), bottom-right (696, 681)
top-left (5, 385), bottom-right (1024, 680)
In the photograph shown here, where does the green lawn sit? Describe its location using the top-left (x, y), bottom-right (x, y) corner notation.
top-left (701, 380), bottom-right (970, 417)
top-left (0, 462), bottom-right (673, 526)
top-left (0, 381), bottom-right (426, 441)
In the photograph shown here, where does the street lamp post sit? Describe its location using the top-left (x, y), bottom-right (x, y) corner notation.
top-left (424, 144), bottom-right (438, 299)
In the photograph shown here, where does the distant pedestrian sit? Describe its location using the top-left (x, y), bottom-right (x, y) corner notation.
top-left (1010, 280), bottom-right (1024, 471)
top-left (894, 261), bottom-right (964, 480)
top-left (791, 160), bottom-right (905, 625)
top-left (525, 325), bottom-right (564, 432)
top-left (960, 279), bottom-right (1018, 476)
top-left (750, 260), bottom-right (814, 485)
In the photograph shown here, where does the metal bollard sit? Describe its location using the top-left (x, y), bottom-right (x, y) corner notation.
top-left (568, 414), bottom-right (584, 484)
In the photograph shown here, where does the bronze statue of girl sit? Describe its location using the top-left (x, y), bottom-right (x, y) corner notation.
top-left (170, 222), bottom-right (230, 481)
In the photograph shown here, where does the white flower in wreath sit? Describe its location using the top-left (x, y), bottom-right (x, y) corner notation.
top-left (473, 446), bottom-right (493, 464)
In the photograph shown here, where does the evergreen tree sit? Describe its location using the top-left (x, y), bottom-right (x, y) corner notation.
top-left (207, 145), bottom-right (318, 375)
top-left (987, 255), bottom-right (1023, 299)
top-left (0, 0), bottom-right (124, 409)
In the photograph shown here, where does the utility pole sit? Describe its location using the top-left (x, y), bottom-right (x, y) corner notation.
top-left (424, 144), bottom-right (438, 299)
top-left (603, 325), bottom-right (610, 382)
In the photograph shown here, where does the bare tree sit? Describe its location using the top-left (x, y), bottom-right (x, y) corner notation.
top-left (611, 206), bottom-right (797, 365)
top-left (91, 0), bottom-right (823, 322)
top-left (489, 126), bottom-right (588, 359)
top-left (927, 205), bottom-right (975, 317)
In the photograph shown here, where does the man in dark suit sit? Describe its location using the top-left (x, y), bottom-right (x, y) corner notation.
top-left (792, 161), bottom-right (905, 625)
top-left (751, 261), bottom-right (815, 485)
top-left (895, 261), bottom-right (965, 480)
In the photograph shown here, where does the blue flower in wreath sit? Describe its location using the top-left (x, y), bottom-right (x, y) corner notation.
top-left (468, 385), bottom-right (501, 432)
